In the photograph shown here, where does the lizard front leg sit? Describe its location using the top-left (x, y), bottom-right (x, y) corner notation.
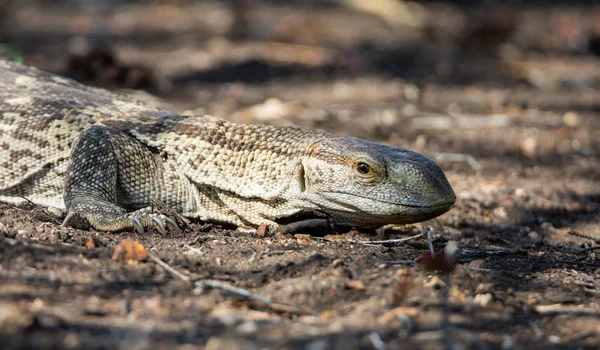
top-left (63, 125), bottom-right (186, 233)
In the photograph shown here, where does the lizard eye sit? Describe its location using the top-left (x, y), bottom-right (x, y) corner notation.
top-left (357, 162), bottom-right (370, 174)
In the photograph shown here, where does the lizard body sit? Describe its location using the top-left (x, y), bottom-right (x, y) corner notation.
top-left (0, 61), bottom-right (455, 233)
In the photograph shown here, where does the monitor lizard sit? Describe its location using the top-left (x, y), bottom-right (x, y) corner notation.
top-left (0, 60), bottom-right (456, 234)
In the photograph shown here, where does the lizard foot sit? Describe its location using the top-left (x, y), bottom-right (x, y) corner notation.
top-left (63, 203), bottom-right (185, 235)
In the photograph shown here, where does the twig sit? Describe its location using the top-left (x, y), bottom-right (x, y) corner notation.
top-left (429, 152), bottom-right (483, 173)
top-left (425, 224), bottom-right (434, 255)
top-left (17, 195), bottom-right (38, 207)
top-left (184, 245), bottom-right (204, 256)
top-left (535, 304), bottom-right (600, 316)
top-left (570, 331), bottom-right (595, 342)
top-left (381, 260), bottom-right (415, 266)
top-left (149, 253), bottom-right (191, 283)
top-left (577, 246), bottom-right (600, 254)
top-left (368, 332), bottom-right (386, 350)
top-left (460, 248), bottom-right (510, 256)
top-left (568, 230), bottom-right (600, 244)
top-left (458, 264), bottom-right (492, 273)
top-left (2, 237), bottom-right (78, 252)
top-left (348, 232), bottom-right (426, 246)
top-left (195, 280), bottom-right (272, 304)
top-left (192, 234), bottom-right (239, 241)
top-left (441, 273), bottom-right (453, 350)
top-left (244, 300), bottom-right (313, 315)
top-left (529, 321), bottom-right (543, 339)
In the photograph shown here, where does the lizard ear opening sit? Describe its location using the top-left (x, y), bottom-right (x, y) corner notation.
top-left (298, 163), bottom-right (307, 192)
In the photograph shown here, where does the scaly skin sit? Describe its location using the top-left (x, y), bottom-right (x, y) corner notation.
top-left (0, 61), bottom-right (456, 233)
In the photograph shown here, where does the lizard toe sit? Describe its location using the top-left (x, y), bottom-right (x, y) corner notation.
top-left (130, 217), bottom-right (145, 234)
top-left (165, 217), bottom-right (181, 234)
top-left (129, 212), bottom-right (182, 235)
top-left (151, 216), bottom-right (167, 235)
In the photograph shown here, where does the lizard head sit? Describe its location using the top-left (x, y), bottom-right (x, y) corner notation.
top-left (299, 136), bottom-right (456, 228)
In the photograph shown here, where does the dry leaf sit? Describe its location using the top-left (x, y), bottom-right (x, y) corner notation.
top-left (84, 237), bottom-right (99, 249)
top-left (256, 223), bottom-right (267, 237)
top-left (111, 239), bottom-right (149, 262)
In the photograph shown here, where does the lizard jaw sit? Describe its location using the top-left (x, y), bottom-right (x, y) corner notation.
top-left (302, 191), bottom-right (455, 228)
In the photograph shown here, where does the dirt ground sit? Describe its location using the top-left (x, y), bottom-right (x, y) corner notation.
top-left (1, 1), bottom-right (600, 349)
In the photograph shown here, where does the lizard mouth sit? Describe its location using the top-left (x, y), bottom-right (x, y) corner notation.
top-left (315, 191), bottom-right (455, 227)
top-left (327, 192), bottom-right (456, 210)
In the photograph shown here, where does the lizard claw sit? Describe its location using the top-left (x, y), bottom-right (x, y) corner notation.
top-left (131, 217), bottom-right (145, 234)
top-left (129, 212), bottom-right (182, 235)
top-left (62, 212), bottom-right (76, 227)
top-left (165, 217), bottom-right (181, 234)
top-left (132, 211), bottom-right (182, 235)
top-left (152, 216), bottom-right (167, 236)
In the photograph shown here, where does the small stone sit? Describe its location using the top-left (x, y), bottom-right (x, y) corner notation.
top-left (294, 234), bottom-right (312, 244)
top-left (424, 276), bottom-right (445, 289)
top-left (528, 231), bottom-right (540, 241)
top-left (414, 134), bottom-right (427, 148)
top-left (380, 109), bottom-right (397, 126)
top-left (520, 136), bottom-right (538, 158)
top-left (31, 298), bottom-right (45, 311)
top-left (502, 335), bottom-right (514, 349)
top-left (319, 310), bottom-right (337, 321)
top-left (395, 268), bottom-right (410, 277)
top-left (492, 207), bottom-right (507, 218)
top-left (476, 283), bottom-right (494, 294)
top-left (347, 280), bottom-right (366, 290)
top-left (305, 340), bottom-right (328, 350)
top-left (403, 84), bottom-right (420, 101)
top-left (402, 103), bottom-right (419, 118)
top-left (236, 321), bottom-right (258, 335)
top-left (0, 222), bottom-right (16, 238)
top-left (15, 230), bottom-right (29, 240)
top-left (46, 206), bottom-right (64, 218)
top-left (0, 304), bottom-right (34, 334)
top-left (468, 259), bottom-right (488, 269)
top-left (205, 336), bottom-right (254, 350)
top-left (562, 111), bottom-right (580, 127)
top-left (63, 333), bottom-right (81, 349)
top-left (332, 258), bottom-right (345, 267)
top-left (548, 335), bottom-right (561, 344)
top-left (474, 293), bottom-right (493, 306)
top-left (377, 307), bottom-right (418, 326)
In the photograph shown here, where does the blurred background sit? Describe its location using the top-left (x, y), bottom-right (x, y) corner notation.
top-left (0, 0), bottom-right (599, 168)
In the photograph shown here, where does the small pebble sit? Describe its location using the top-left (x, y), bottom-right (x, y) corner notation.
top-left (332, 258), bottom-right (345, 267)
top-left (46, 206), bottom-right (64, 218)
top-left (474, 293), bottom-right (493, 306)
top-left (236, 321), bottom-right (258, 335)
top-left (528, 231), bottom-right (540, 241)
top-left (347, 280), bottom-right (366, 290)
top-left (476, 283), bottom-right (494, 294)
top-left (468, 259), bottom-right (488, 269)
top-left (424, 276), bottom-right (445, 289)
top-left (395, 268), bottom-right (410, 277)
top-left (15, 230), bottom-right (29, 240)
top-left (548, 335), bottom-right (561, 344)
top-left (562, 111), bottom-right (580, 127)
